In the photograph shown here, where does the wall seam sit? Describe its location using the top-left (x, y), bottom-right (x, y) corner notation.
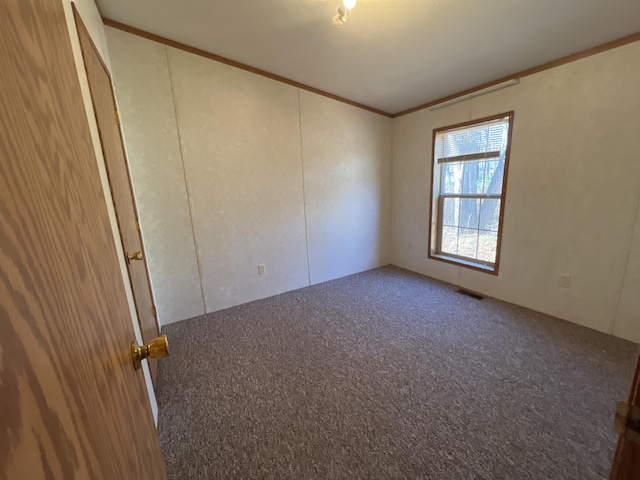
top-left (297, 89), bottom-right (312, 286)
top-left (166, 45), bottom-right (208, 314)
top-left (609, 176), bottom-right (640, 335)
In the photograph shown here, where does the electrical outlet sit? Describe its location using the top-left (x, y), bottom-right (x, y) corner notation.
top-left (559, 274), bottom-right (571, 288)
top-left (258, 264), bottom-right (266, 276)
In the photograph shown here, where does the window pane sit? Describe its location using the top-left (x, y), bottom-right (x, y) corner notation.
top-left (462, 160), bottom-right (484, 195)
top-left (442, 197), bottom-right (460, 227)
top-left (433, 116), bottom-right (510, 270)
top-left (479, 199), bottom-right (501, 232)
top-left (459, 198), bottom-right (480, 229)
top-left (483, 159), bottom-right (504, 195)
top-left (441, 226), bottom-right (458, 255)
top-left (457, 228), bottom-right (478, 259)
top-left (478, 231), bottom-right (498, 263)
top-left (442, 163), bottom-right (463, 194)
top-left (478, 161), bottom-right (487, 194)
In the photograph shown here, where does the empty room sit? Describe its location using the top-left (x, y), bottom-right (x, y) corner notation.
top-left (2, 0), bottom-right (640, 478)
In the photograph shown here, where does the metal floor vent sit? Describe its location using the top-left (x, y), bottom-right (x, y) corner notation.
top-left (457, 289), bottom-right (484, 300)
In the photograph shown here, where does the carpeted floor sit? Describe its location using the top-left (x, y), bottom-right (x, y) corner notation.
top-left (156, 266), bottom-right (638, 479)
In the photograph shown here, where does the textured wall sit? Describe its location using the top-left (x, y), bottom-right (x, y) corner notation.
top-left (105, 28), bottom-right (206, 324)
top-left (391, 41), bottom-right (640, 341)
top-left (167, 47), bottom-right (310, 313)
top-left (105, 29), bottom-right (393, 323)
top-left (300, 91), bottom-right (392, 284)
top-left (615, 205), bottom-right (640, 342)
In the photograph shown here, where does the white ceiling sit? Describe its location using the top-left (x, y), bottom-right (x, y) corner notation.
top-left (97, 0), bottom-right (640, 115)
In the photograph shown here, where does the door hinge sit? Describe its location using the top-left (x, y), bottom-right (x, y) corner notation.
top-left (136, 218), bottom-right (141, 230)
top-left (115, 109), bottom-right (121, 126)
top-left (151, 305), bottom-right (157, 319)
top-left (615, 401), bottom-right (640, 446)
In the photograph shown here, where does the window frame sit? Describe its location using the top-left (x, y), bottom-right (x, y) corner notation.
top-left (428, 111), bottom-right (515, 275)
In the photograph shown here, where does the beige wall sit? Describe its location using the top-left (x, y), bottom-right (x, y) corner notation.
top-left (61, 0), bottom-right (158, 421)
top-left (615, 204), bottom-right (640, 341)
top-left (300, 91), bottom-right (392, 284)
top-left (105, 27), bottom-right (393, 323)
top-left (391, 41), bottom-right (640, 342)
top-left (167, 46), bottom-right (310, 312)
top-left (104, 29), bottom-right (206, 323)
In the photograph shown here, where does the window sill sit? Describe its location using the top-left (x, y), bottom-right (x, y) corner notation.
top-left (429, 253), bottom-right (497, 274)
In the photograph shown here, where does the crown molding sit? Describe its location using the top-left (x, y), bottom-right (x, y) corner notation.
top-left (102, 19), bottom-right (640, 120)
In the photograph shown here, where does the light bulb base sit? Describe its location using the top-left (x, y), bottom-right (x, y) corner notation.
top-left (336, 5), bottom-right (349, 23)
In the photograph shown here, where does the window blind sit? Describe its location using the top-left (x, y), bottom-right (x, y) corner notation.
top-left (435, 116), bottom-right (509, 162)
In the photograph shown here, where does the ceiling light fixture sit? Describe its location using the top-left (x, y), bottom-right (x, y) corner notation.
top-left (333, 0), bottom-right (356, 25)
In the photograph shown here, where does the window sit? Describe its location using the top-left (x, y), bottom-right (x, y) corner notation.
top-left (429, 112), bottom-right (514, 273)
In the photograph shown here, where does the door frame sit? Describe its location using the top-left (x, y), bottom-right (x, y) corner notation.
top-left (609, 352), bottom-right (640, 479)
top-left (63, 1), bottom-right (158, 415)
top-left (72, 3), bottom-right (161, 380)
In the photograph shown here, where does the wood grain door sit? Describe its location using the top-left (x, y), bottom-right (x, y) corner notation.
top-left (0, 0), bottom-right (166, 478)
top-left (73, 7), bottom-right (161, 385)
top-left (610, 353), bottom-right (640, 479)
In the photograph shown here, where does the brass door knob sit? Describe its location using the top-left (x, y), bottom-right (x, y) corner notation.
top-left (131, 335), bottom-right (169, 370)
top-left (127, 251), bottom-right (144, 262)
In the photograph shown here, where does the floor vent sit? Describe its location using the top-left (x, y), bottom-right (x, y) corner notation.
top-left (457, 289), bottom-right (484, 300)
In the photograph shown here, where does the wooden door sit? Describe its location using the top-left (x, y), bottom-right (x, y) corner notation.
top-left (0, 0), bottom-right (166, 478)
top-left (610, 353), bottom-right (640, 479)
top-left (73, 7), bottom-right (161, 384)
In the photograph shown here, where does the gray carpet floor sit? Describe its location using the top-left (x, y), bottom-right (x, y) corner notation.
top-left (157, 266), bottom-right (638, 479)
